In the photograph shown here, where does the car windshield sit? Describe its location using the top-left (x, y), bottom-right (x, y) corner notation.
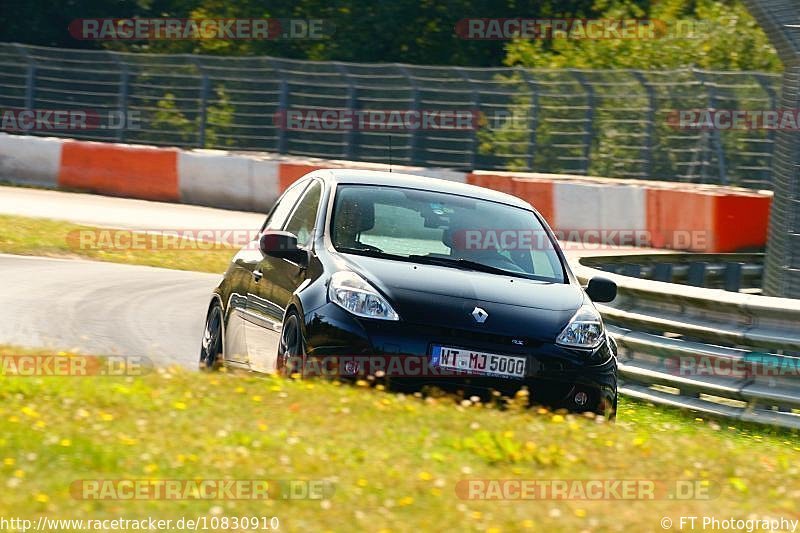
top-left (330, 184), bottom-right (565, 283)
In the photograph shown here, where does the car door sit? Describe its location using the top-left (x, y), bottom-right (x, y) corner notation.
top-left (246, 179), bottom-right (323, 372)
top-left (239, 179), bottom-right (310, 368)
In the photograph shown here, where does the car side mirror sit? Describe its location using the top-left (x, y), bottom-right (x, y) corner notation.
top-left (586, 276), bottom-right (617, 303)
top-left (259, 231), bottom-right (307, 265)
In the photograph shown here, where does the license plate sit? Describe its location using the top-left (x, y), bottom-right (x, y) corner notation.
top-left (431, 345), bottom-right (526, 379)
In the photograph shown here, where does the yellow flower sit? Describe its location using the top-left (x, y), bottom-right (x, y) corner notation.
top-left (258, 423), bottom-right (268, 432)
top-left (59, 439), bottom-right (71, 447)
top-left (251, 395), bottom-right (263, 403)
top-left (521, 519), bottom-right (535, 529)
top-left (429, 487), bottom-right (442, 497)
top-left (398, 496), bottom-right (414, 506)
top-left (551, 414), bottom-right (565, 423)
top-left (35, 493), bottom-right (49, 503)
top-left (21, 406), bottom-right (39, 418)
top-left (13, 469), bottom-right (25, 478)
top-left (3, 458), bottom-right (14, 466)
top-left (144, 463), bottom-right (159, 473)
top-left (417, 471), bottom-right (433, 481)
top-left (99, 412), bottom-right (114, 422)
top-left (471, 511), bottom-right (482, 520)
top-left (8, 416), bottom-right (19, 423)
top-left (574, 508), bottom-right (587, 518)
top-left (355, 380), bottom-right (369, 387)
top-left (356, 479), bottom-right (368, 488)
top-left (236, 387), bottom-right (246, 393)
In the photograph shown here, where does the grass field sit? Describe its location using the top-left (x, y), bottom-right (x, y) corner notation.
top-left (0, 214), bottom-right (234, 273)
top-left (1, 346), bottom-right (798, 532)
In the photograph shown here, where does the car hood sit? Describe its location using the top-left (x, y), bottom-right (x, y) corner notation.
top-left (341, 255), bottom-right (584, 341)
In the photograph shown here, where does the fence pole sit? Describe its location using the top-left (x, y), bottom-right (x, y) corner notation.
top-left (571, 70), bottom-right (595, 175)
top-left (196, 65), bottom-right (210, 148)
top-left (334, 62), bottom-right (357, 160)
top-left (455, 67), bottom-right (479, 169)
top-left (754, 73), bottom-right (778, 187)
top-left (13, 44), bottom-right (36, 112)
top-left (631, 70), bottom-right (655, 180)
top-left (693, 68), bottom-right (728, 184)
top-left (107, 51), bottom-right (129, 142)
top-left (396, 65), bottom-right (421, 166)
top-left (518, 68), bottom-right (539, 171)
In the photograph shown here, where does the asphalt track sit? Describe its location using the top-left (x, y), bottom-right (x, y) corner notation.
top-left (0, 254), bottom-right (220, 367)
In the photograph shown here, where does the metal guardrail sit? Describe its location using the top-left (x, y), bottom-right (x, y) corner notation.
top-left (582, 253), bottom-right (765, 293)
top-left (0, 43), bottom-right (782, 188)
top-left (575, 254), bottom-right (800, 430)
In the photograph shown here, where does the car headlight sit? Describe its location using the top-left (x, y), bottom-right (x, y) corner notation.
top-left (328, 271), bottom-right (399, 321)
top-left (556, 304), bottom-right (604, 349)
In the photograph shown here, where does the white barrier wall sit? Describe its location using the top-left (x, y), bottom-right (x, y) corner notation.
top-left (0, 134), bottom-right (62, 188)
top-left (177, 151), bottom-right (280, 211)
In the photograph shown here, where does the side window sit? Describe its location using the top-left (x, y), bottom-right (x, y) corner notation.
top-left (262, 181), bottom-right (309, 232)
top-left (284, 181), bottom-right (322, 248)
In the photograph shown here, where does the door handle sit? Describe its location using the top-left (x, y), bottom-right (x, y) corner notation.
top-left (252, 269), bottom-right (263, 282)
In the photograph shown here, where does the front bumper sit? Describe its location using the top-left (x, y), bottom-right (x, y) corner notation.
top-left (302, 303), bottom-right (617, 414)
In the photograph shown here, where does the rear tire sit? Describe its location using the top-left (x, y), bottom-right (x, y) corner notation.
top-left (199, 302), bottom-right (224, 371)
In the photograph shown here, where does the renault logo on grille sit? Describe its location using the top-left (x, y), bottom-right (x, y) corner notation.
top-left (471, 307), bottom-right (489, 324)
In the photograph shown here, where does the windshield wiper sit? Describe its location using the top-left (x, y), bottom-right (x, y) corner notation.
top-left (336, 246), bottom-right (406, 260)
top-left (407, 255), bottom-right (524, 277)
top-left (337, 248), bottom-right (528, 278)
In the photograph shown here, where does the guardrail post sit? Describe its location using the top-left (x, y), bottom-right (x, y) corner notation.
top-left (652, 263), bottom-right (674, 282)
top-left (687, 262), bottom-right (707, 287)
top-left (622, 264), bottom-right (641, 278)
top-left (724, 262), bottom-right (743, 292)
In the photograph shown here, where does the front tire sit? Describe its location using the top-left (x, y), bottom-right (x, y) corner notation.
top-left (277, 311), bottom-right (305, 376)
top-left (199, 302), bottom-right (224, 371)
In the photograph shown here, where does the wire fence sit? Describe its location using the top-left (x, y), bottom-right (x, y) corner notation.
top-left (0, 43), bottom-right (783, 189)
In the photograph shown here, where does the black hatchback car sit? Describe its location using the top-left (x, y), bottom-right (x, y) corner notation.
top-left (200, 169), bottom-right (618, 416)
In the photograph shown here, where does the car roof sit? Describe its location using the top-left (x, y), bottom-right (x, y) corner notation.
top-left (310, 169), bottom-right (534, 210)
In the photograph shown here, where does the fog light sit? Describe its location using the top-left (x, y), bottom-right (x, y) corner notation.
top-left (574, 391), bottom-right (588, 407)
